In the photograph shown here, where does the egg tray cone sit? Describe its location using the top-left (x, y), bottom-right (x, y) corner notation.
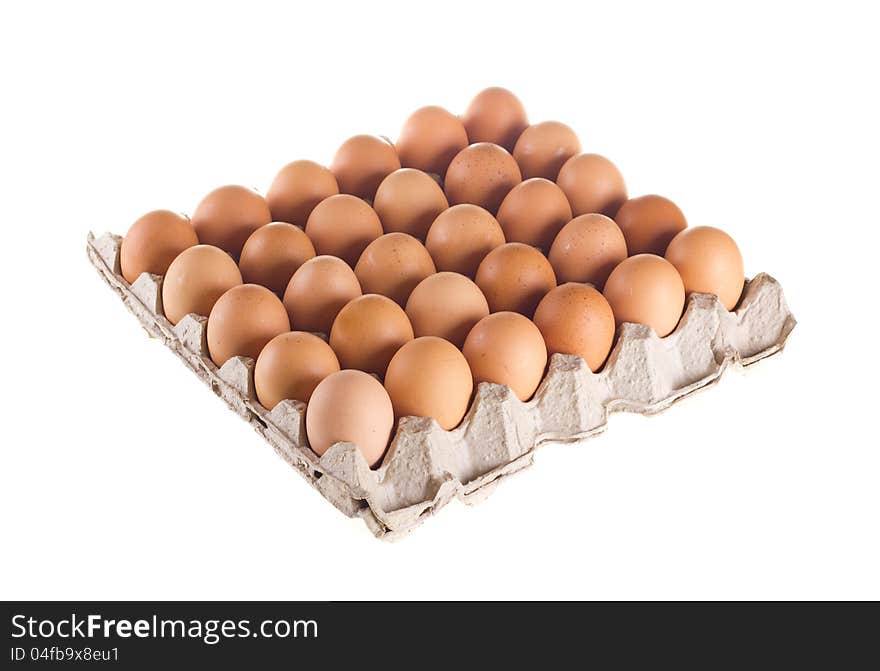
top-left (87, 231), bottom-right (796, 540)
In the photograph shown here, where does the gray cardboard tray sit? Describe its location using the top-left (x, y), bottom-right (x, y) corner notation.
top-left (87, 231), bottom-right (796, 539)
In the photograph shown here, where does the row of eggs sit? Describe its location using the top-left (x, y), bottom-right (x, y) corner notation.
top-left (118, 87), bottom-right (746, 467)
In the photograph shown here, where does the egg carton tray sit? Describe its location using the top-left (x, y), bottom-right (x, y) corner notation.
top-left (87, 231), bottom-right (796, 540)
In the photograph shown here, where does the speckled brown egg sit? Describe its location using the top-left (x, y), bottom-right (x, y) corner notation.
top-left (373, 168), bottom-right (448, 239)
top-left (475, 242), bottom-right (557, 316)
top-left (548, 213), bottom-right (628, 289)
top-left (306, 369), bottom-right (394, 467)
top-left (533, 283), bottom-right (616, 372)
top-left (329, 294), bottom-right (414, 377)
top-left (384, 336), bottom-right (473, 430)
top-left (615, 194), bottom-right (687, 256)
top-left (461, 87), bottom-right (529, 151)
top-left (462, 311), bottom-right (547, 401)
top-left (329, 134), bottom-right (400, 200)
top-left (162, 245), bottom-right (243, 325)
top-left (556, 153), bottom-right (627, 217)
top-left (265, 159), bottom-right (339, 226)
top-left (191, 185), bottom-right (271, 260)
top-left (603, 254), bottom-right (685, 338)
top-left (305, 194), bottom-right (384, 266)
top-left (665, 226), bottom-right (745, 310)
top-left (405, 272), bottom-right (490, 348)
top-left (283, 255), bottom-right (362, 334)
top-left (238, 222), bottom-right (316, 295)
top-left (207, 284), bottom-right (290, 367)
top-left (254, 331), bottom-right (340, 409)
top-left (354, 232), bottom-right (436, 306)
top-left (396, 106), bottom-right (469, 176)
top-left (496, 178), bottom-right (572, 250)
top-left (513, 121), bottom-right (581, 180)
top-left (424, 204), bottom-right (506, 277)
top-left (444, 143), bottom-right (522, 213)
top-left (120, 210), bottom-right (199, 284)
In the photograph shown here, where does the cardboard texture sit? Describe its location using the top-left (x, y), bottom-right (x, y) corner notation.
top-left (87, 231), bottom-right (796, 539)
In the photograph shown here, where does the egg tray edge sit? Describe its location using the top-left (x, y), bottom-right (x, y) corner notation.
top-left (86, 231), bottom-right (796, 540)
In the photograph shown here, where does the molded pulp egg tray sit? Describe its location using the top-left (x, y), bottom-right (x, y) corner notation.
top-left (87, 231), bottom-right (796, 540)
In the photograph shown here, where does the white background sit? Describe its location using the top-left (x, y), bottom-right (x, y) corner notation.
top-left (1, 0), bottom-right (878, 600)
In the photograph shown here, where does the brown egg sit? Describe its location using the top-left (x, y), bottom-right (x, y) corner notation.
top-left (306, 369), bottom-right (394, 467)
top-left (425, 204), bottom-right (506, 277)
top-left (265, 159), bottom-right (339, 226)
top-left (305, 194), bottom-right (384, 266)
top-left (120, 210), bottom-right (199, 284)
top-left (463, 311), bottom-right (547, 401)
top-left (354, 232), bottom-right (436, 306)
top-left (162, 245), bottom-right (242, 325)
top-left (665, 226), bottom-right (745, 310)
top-left (461, 87), bottom-right (528, 152)
top-left (207, 284), bottom-right (290, 367)
top-left (603, 254), bottom-right (685, 337)
top-left (548, 213), bottom-right (628, 289)
top-left (534, 283), bottom-right (616, 372)
top-left (615, 194), bottom-right (687, 256)
top-left (556, 153), bottom-right (627, 217)
top-left (396, 106), bottom-right (469, 176)
top-left (329, 134), bottom-right (400, 200)
top-left (283, 255), bottom-right (362, 334)
top-left (238, 222), bottom-right (316, 295)
top-left (513, 121), bottom-right (581, 180)
top-left (444, 143), bottom-right (522, 213)
top-left (496, 178), bottom-right (572, 250)
top-left (191, 185), bottom-right (271, 260)
top-left (254, 331), bottom-right (340, 409)
top-left (385, 336), bottom-right (473, 430)
top-left (329, 294), bottom-right (414, 377)
top-left (475, 242), bottom-right (557, 317)
top-left (373, 169), bottom-right (448, 239)
top-left (405, 272), bottom-right (490, 348)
